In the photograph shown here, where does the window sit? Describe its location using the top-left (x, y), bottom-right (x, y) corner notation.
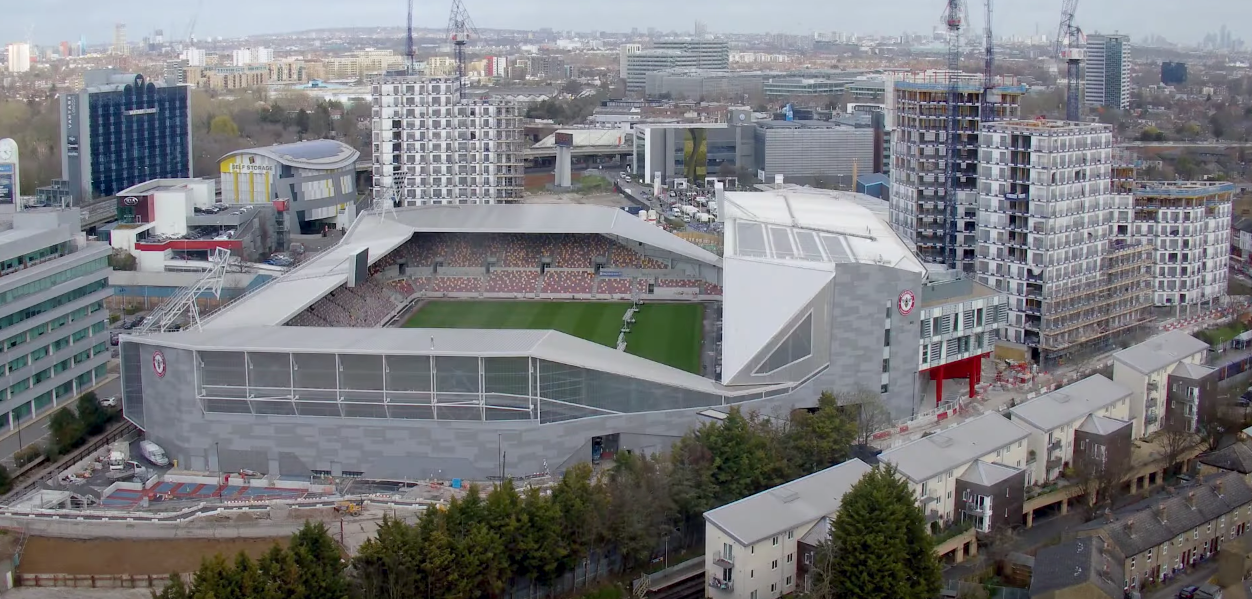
top-left (881, 383), bottom-right (889, 394)
top-left (751, 592), bottom-right (757, 599)
top-left (772, 559), bottom-right (778, 570)
top-left (882, 358), bottom-right (890, 373)
top-left (1130, 557), bottom-right (1135, 569)
top-left (787, 530), bottom-right (794, 540)
top-left (771, 584), bottom-right (777, 593)
top-left (786, 576), bottom-right (793, 586)
top-left (772, 536), bottom-right (779, 547)
top-left (883, 328), bottom-right (891, 346)
top-left (804, 553), bottom-right (813, 565)
top-left (754, 314), bottom-right (813, 375)
top-left (787, 553), bottom-right (794, 563)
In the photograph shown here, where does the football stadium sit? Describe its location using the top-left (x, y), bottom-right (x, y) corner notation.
top-left (120, 190), bottom-right (930, 480)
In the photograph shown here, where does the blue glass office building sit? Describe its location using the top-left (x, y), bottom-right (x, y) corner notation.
top-left (60, 71), bottom-right (192, 204)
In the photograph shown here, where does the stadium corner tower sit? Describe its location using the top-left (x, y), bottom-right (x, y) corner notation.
top-left (121, 193), bottom-right (927, 480)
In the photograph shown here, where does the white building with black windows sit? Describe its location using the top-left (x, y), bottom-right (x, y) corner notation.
top-left (370, 76), bottom-right (525, 206)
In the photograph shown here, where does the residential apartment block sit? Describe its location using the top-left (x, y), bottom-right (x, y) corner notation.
top-left (888, 72), bottom-right (1026, 270)
top-left (976, 120), bottom-right (1152, 368)
top-left (703, 459), bottom-right (872, 599)
top-left (1085, 34), bottom-right (1131, 110)
top-left (1133, 181), bottom-right (1234, 308)
top-left (1112, 330), bottom-right (1212, 437)
top-left (370, 76), bottom-right (524, 205)
top-left (1008, 374), bottom-right (1133, 485)
top-left (878, 413), bottom-right (1031, 531)
top-left (626, 40), bottom-right (729, 93)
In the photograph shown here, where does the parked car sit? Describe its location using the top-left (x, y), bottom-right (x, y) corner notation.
top-left (1239, 389), bottom-right (1252, 407)
top-left (139, 440), bottom-right (170, 467)
top-left (100, 396), bottom-right (119, 408)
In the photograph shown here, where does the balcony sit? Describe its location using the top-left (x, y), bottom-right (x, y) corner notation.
top-left (964, 500), bottom-right (992, 516)
top-left (1046, 457), bottom-right (1063, 471)
top-left (1048, 439), bottom-right (1062, 453)
top-left (925, 508), bottom-right (942, 523)
top-left (709, 577), bottom-right (734, 592)
top-left (713, 551), bottom-right (734, 568)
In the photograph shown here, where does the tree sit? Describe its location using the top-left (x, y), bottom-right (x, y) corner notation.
top-left (295, 109), bottom-right (311, 135)
top-left (209, 115), bottom-right (240, 137)
top-left (694, 408), bottom-right (770, 504)
top-left (786, 392), bottom-right (857, 475)
top-left (0, 464), bottom-right (12, 495)
top-left (814, 465), bottom-right (942, 599)
top-left (153, 572), bottom-right (190, 599)
top-left (48, 406), bottom-right (85, 453)
top-left (1160, 416), bottom-right (1199, 478)
top-left (847, 389), bottom-right (894, 447)
top-left (551, 462), bottom-right (607, 570)
top-left (1068, 443), bottom-right (1128, 521)
top-left (76, 392), bottom-right (109, 436)
top-left (289, 521), bottom-right (348, 599)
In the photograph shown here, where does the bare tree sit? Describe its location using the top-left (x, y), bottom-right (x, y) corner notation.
top-left (1069, 450), bottom-right (1126, 521)
top-left (1160, 416), bottom-right (1200, 478)
top-left (848, 390), bottom-right (894, 447)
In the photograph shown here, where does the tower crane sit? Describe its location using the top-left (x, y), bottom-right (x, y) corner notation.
top-left (941, 0), bottom-right (966, 269)
top-left (446, 0), bottom-right (480, 100)
top-left (1055, 0), bottom-right (1085, 121)
top-left (980, 0), bottom-right (996, 122)
top-left (405, 0), bottom-right (416, 74)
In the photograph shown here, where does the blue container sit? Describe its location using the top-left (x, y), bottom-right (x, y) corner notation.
top-left (451, 478), bottom-right (462, 489)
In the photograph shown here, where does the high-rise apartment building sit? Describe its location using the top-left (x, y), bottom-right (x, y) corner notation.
top-left (0, 209), bottom-right (113, 461)
top-left (1084, 34), bottom-right (1131, 110)
top-left (977, 120), bottom-right (1152, 367)
top-left (6, 43), bottom-right (31, 73)
top-left (653, 40), bottom-right (730, 68)
top-left (370, 76), bottom-right (524, 205)
top-left (59, 71), bottom-right (192, 204)
top-left (232, 47), bottom-right (274, 66)
top-left (180, 47), bottom-right (206, 67)
top-left (1132, 181), bottom-right (1234, 309)
top-left (887, 72), bottom-right (1026, 270)
top-left (111, 23), bottom-right (129, 56)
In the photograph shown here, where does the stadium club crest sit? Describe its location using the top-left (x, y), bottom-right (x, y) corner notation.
top-left (897, 290), bottom-right (916, 316)
top-left (152, 350), bottom-right (167, 378)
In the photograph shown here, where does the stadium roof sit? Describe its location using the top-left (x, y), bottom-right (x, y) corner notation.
top-left (385, 204), bottom-right (720, 265)
top-left (532, 130), bottom-right (631, 148)
top-left (220, 139), bottom-right (360, 171)
top-left (202, 206), bottom-right (719, 330)
top-left (133, 325), bottom-right (758, 396)
top-left (718, 188), bottom-right (923, 382)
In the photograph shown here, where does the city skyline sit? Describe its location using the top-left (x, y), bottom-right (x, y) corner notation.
top-left (2, 0), bottom-right (1248, 48)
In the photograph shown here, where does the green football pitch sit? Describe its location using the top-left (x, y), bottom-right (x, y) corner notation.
top-left (403, 301), bottom-right (705, 373)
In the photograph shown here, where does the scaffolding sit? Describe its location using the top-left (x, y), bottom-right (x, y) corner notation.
top-left (1034, 242), bottom-right (1154, 368)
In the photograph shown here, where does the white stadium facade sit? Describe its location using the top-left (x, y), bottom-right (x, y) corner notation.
top-left (120, 189), bottom-right (1005, 480)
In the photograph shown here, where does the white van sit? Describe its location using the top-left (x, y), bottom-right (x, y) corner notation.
top-left (139, 440), bottom-right (169, 467)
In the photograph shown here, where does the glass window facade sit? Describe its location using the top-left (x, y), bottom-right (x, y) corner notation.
top-left (754, 314), bottom-right (813, 375)
top-left (86, 81), bottom-right (190, 198)
top-left (195, 350), bottom-right (731, 423)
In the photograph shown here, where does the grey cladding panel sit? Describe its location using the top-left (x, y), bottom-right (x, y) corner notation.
top-left (769, 227), bottom-right (795, 259)
top-left (794, 231), bottom-right (824, 261)
top-left (736, 222), bottom-right (768, 258)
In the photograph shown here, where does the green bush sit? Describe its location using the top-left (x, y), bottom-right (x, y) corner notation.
top-left (13, 445), bottom-right (43, 468)
top-left (0, 465), bottom-right (11, 495)
top-left (108, 314), bottom-right (121, 324)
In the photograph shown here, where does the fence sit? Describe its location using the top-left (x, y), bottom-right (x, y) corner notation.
top-left (18, 572), bottom-right (192, 589)
top-left (0, 420), bottom-right (139, 504)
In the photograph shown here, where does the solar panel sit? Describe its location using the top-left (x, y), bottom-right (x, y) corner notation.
top-left (769, 227), bottom-right (796, 259)
top-left (736, 222), bottom-right (768, 258)
top-left (820, 234), bottom-right (854, 263)
top-left (793, 231), bottom-right (825, 262)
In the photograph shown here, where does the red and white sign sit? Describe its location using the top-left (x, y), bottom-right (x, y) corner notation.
top-left (897, 290), bottom-right (916, 316)
top-left (152, 350), bottom-right (167, 378)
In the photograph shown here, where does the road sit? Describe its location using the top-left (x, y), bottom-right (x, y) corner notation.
top-left (1144, 563), bottom-right (1219, 599)
top-left (0, 369), bottom-right (121, 464)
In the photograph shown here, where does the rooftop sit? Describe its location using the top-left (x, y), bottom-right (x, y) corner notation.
top-left (957, 460), bottom-right (1020, 487)
top-left (1112, 330), bottom-right (1210, 375)
top-left (1198, 442), bottom-right (1252, 475)
top-left (1076, 414), bottom-right (1132, 436)
top-left (1030, 537), bottom-right (1125, 598)
top-left (1009, 375), bottom-right (1132, 432)
top-left (879, 413), bottom-right (1030, 483)
top-left (703, 459), bottom-right (872, 546)
top-left (1077, 471), bottom-right (1252, 559)
top-left (220, 139), bottom-right (360, 171)
top-left (1171, 361), bottom-right (1217, 380)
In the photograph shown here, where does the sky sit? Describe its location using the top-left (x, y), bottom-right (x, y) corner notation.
top-left (3, 0), bottom-right (1248, 48)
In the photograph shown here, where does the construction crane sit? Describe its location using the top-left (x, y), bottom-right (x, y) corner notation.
top-left (446, 0), bottom-right (479, 100)
top-left (405, 0), bottom-right (416, 74)
top-left (1055, 0), bottom-right (1085, 121)
top-left (184, 0), bottom-right (203, 45)
top-left (980, 0), bottom-right (996, 122)
top-left (942, 0), bottom-right (966, 269)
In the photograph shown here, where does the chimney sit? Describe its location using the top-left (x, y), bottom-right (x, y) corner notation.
top-left (1157, 503), bottom-right (1168, 523)
top-left (1103, 508), bottom-right (1114, 523)
top-left (1187, 491), bottom-right (1197, 509)
top-left (1216, 480), bottom-right (1225, 497)
top-left (1126, 518), bottom-right (1135, 536)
